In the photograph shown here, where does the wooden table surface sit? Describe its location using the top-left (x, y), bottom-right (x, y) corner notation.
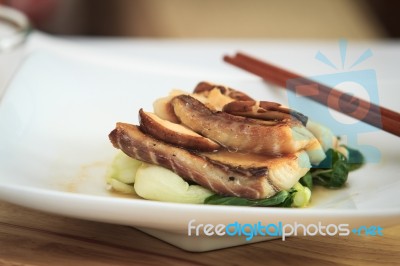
top-left (0, 200), bottom-right (399, 266)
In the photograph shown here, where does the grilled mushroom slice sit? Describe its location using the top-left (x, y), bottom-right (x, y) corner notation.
top-left (223, 100), bottom-right (308, 126)
top-left (193, 81), bottom-right (254, 101)
top-left (153, 90), bottom-right (185, 123)
top-left (139, 109), bottom-right (220, 152)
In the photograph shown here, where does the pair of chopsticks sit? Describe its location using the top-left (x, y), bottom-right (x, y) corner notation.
top-left (224, 52), bottom-right (400, 137)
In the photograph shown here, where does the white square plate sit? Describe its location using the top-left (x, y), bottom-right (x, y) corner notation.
top-left (0, 49), bottom-right (399, 252)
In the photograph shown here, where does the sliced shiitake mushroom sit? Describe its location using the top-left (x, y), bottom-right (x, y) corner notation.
top-left (153, 90), bottom-right (184, 123)
top-left (193, 81), bottom-right (254, 101)
top-left (139, 109), bottom-right (220, 152)
top-left (223, 100), bottom-right (308, 126)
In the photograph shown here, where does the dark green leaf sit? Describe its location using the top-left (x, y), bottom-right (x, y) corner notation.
top-left (204, 190), bottom-right (292, 207)
top-left (311, 149), bottom-right (349, 188)
top-left (299, 172), bottom-right (313, 190)
top-left (279, 188), bottom-right (297, 207)
top-left (313, 148), bottom-right (334, 168)
top-left (342, 145), bottom-right (365, 171)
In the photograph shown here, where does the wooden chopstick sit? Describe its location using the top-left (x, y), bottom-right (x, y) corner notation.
top-left (234, 52), bottom-right (400, 122)
top-left (224, 52), bottom-right (400, 137)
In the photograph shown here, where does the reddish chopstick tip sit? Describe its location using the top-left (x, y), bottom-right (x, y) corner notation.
top-left (223, 55), bottom-right (234, 62)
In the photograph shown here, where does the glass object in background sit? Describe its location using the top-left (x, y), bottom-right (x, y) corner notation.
top-left (0, 5), bottom-right (30, 94)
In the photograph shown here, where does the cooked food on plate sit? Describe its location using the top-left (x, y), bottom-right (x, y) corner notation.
top-left (107, 82), bottom-right (364, 207)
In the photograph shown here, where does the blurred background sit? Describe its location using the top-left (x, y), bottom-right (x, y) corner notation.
top-left (0, 0), bottom-right (399, 39)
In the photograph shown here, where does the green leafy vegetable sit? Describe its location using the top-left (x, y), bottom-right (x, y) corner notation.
top-left (309, 146), bottom-right (365, 189)
top-left (106, 152), bottom-right (142, 194)
top-left (311, 149), bottom-right (349, 188)
top-left (204, 191), bottom-right (291, 207)
top-left (342, 145), bottom-right (365, 171)
top-left (299, 172), bottom-right (313, 190)
top-left (204, 182), bottom-right (311, 208)
top-left (291, 183), bottom-right (312, 207)
top-left (134, 163), bottom-right (213, 204)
